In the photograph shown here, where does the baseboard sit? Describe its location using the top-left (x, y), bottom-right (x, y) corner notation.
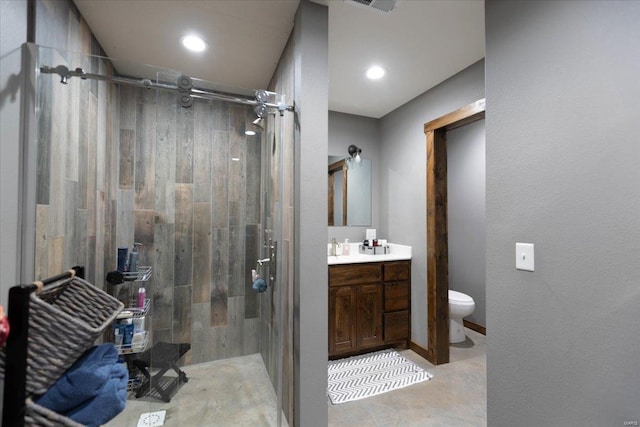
top-left (463, 319), bottom-right (486, 335)
top-left (409, 341), bottom-right (432, 363)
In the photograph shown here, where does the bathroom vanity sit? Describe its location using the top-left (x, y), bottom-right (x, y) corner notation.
top-left (328, 245), bottom-right (411, 359)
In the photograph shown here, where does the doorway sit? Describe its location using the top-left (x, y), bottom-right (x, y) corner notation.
top-left (423, 99), bottom-right (485, 365)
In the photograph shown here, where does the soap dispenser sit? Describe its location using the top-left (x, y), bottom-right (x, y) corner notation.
top-left (342, 238), bottom-right (350, 256)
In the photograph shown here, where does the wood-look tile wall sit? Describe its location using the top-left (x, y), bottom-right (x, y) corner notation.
top-left (114, 88), bottom-right (263, 364)
top-left (34, 0), bottom-right (115, 288)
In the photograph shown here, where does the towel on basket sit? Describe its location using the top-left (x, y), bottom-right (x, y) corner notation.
top-left (35, 343), bottom-right (128, 426)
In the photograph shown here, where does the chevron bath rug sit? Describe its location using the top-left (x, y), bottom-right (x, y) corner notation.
top-left (327, 349), bottom-right (433, 404)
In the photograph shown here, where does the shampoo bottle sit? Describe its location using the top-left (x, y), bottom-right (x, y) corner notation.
top-left (128, 242), bottom-right (141, 273)
top-left (137, 286), bottom-right (146, 308)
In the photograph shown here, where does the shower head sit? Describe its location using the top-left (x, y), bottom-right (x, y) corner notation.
top-left (254, 103), bottom-right (268, 119)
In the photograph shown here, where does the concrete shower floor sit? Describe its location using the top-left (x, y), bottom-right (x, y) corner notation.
top-left (328, 327), bottom-right (487, 427)
top-left (105, 353), bottom-right (287, 427)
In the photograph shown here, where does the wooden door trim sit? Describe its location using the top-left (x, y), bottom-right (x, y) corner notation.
top-left (424, 98), bottom-right (485, 365)
top-left (328, 159), bottom-right (347, 226)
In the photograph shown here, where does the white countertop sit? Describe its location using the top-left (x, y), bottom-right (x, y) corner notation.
top-left (327, 243), bottom-right (412, 265)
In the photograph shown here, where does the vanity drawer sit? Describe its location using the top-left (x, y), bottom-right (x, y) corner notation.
top-left (383, 261), bottom-right (410, 281)
top-left (329, 264), bottom-right (382, 287)
top-left (384, 281), bottom-right (409, 311)
top-left (384, 310), bottom-right (409, 342)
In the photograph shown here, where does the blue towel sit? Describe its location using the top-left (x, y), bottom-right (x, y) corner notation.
top-left (35, 344), bottom-right (128, 424)
top-left (66, 367), bottom-right (128, 427)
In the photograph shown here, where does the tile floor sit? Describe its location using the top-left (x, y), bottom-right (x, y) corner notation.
top-left (328, 327), bottom-right (487, 427)
top-left (105, 353), bottom-right (286, 427)
top-left (106, 327), bottom-right (485, 426)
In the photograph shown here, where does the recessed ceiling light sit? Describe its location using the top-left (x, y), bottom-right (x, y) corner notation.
top-left (366, 65), bottom-right (385, 80)
top-left (181, 35), bottom-right (207, 52)
top-left (245, 130), bottom-right (256, 136)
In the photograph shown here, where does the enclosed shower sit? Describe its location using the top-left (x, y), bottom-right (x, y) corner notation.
top-left (19, 43), bottom-right (294, 426)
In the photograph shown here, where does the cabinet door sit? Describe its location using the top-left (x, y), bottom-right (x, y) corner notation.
top-left (356, 284), bottom-right (383, 349)
top-left (329, 286), bottom-right (357, 355)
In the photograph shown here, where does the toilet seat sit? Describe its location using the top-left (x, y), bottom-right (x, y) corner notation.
top-left (448, 290), bottom-right (474, 305)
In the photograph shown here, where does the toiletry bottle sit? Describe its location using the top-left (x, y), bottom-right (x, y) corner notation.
top-left (137, 286), bottom-right (146, 308)
top-left (343, 238), bottom-right (350, 256)
top-left (128, 242), bottom-right (141, 273)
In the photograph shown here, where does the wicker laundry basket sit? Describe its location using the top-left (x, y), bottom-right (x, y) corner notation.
top-left (24, 398), bottom-right (85, 427)
top-left (0, 276), bottom-right (123, 395)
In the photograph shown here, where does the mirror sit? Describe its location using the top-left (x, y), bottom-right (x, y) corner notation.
top-left (328, 156), bottom-right (372, 226)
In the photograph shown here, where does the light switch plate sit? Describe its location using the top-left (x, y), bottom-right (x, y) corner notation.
top-left (516, 243), bottom-right (534, 271)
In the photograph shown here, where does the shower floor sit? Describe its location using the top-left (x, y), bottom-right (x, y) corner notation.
top-left (105, 353), bottom-right (287, 427)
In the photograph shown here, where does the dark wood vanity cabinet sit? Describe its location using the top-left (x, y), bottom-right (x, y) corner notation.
top-left (329, 260), bottom-right (411, 358)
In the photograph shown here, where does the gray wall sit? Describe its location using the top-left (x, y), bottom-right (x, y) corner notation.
top-left (0, 0), bottom-right (28, 412)
top-left (380, 59), bottom-right (485, 347)
top-left (293, 1), bottom-right (328, 426)
top-left (447, 119), bottom-right (486, 327)
top-left (0, 0), bottom-right (28, 307)
top-left (328, 111), bottom-right (381, 243)
top-left (486, 1), bottom-right (640, 426)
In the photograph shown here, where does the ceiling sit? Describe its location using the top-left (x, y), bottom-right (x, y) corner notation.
top-left (73, 0), bottom-right (485, 119)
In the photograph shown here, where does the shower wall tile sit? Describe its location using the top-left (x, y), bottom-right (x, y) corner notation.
top-left (36, 75), bottom-right (52, 205)
top-left (228, 106), bottom-right (247, 208)
top-left (119, 85), bottom-right (137, 131)
top-left (212, 101), bottom-right (230, 131)
top-left (152, 328), bottom-right (172, 346)
top-left (86, 235), bottom-right (96, 285)
top-left (173, 285), bottom-right (192, 343)
top-left (243, 318), bottom-right (260, 355)
top-left (47, 236), bottom-right (64, 279)
top-left (94, 191), bottom-right (104, 286)
top-left (63, 180), bottom-right (78, 269)
top-left (78, 87), bottom-right (88, 211)
top-left (116, 190), bottom-right (134, 248)
top-left (212, 131), bottom-right (230, 228)
top-left (209, 325), bottom-right (228, 361)
top-left (228, 226), bottom-right (245, 297)
top-left (154, 223), bottom-right (175, 289)
top-left (226, 296), bottom-right (245, 358)
top-left (119, 129), bottom-right (135, 189)
top-left (87, 93), bottom-right (97, 235)
top-left (193, 102), bottom-right (213, 203)
top-left (246, 134), bottom-right (261, 224)
top-left (134, 209), bottom-right (155, 245)
top-left (65, 69), bottom-right (80, 182)
top-left (244, 224), bottom-right (259, 319)
top-left (193, 202), bottom-right (212, 303)
top-left (134, 102), bottom-right (156, 209)
top-left (191, 302), bottom-right (211, 364)
top-left (75, 209), bottom-right (88, 269)
top-left (211, 228), bottom-right (229, 327)
top-left (175, 184), bottom-right (194, 287)
top-left (96, 86), bottom-right (107, 195)
top-left (35, 205), bottom-right (49, 280)
top-left (155, 91), bottom-right (177, 224)
top-left (176, 107), bottom-right (194, 184)
top-left (152, 285), bottom-right (173, 331)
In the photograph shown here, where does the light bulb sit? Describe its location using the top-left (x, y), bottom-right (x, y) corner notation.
top-left (181, 35), bottom-right (207, 52)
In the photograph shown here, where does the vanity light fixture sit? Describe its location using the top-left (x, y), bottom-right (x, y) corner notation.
top-left (347, 144), bottom-right (362, 167)
top-left (366, 65), bottom-right (385, 80)
top-left (181, 34), bottom-right (207, 52)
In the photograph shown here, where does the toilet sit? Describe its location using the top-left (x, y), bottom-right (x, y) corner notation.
top-left (448, 290), bottom-right (475, 344)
